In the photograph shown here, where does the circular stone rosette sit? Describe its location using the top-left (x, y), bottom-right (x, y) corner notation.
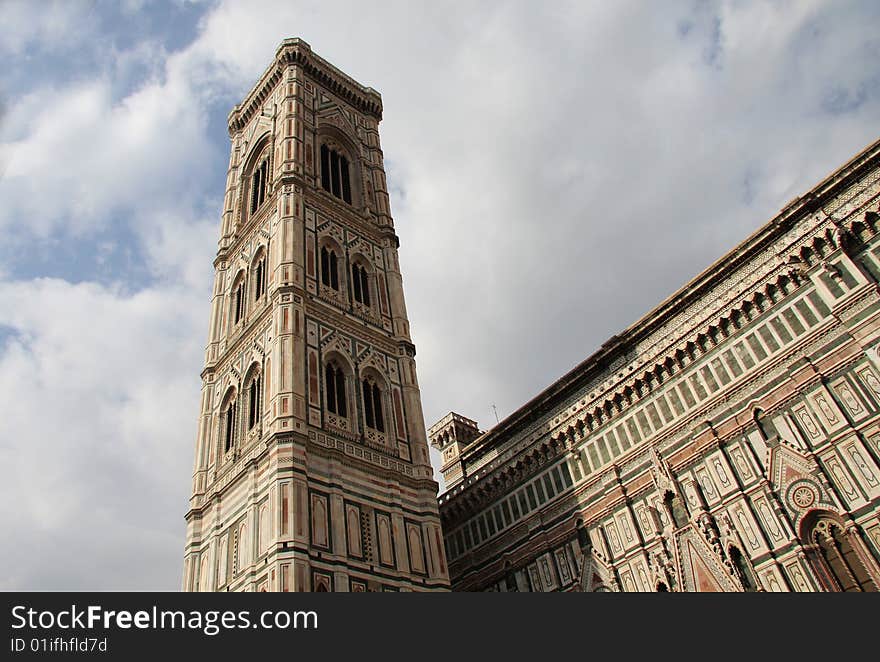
top-left (786, 480), bottom-right (820, 511)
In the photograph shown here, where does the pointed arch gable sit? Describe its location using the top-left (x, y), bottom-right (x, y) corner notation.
top-left (220, 384), bottom-right (238, 410)
top-left (242, 360), bottom-right (262, 386)
top-left (242, 132), bottom-right (272, 170)
top-left (358, 363), bottom-right (388, 387)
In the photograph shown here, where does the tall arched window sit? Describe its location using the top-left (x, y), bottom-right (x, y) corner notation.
top-left (361, 376), bottom-right (385, 432)
top-left (252, 253), bottom-right (267, 302)
top-left (232, 276), bottom-right (246, 325)
top-left (352, 262), bottom-right (370, 306)
top-left (247, 372), bottom-right (262, 430)
top-left (320, 144), bottom-right (352, 204)
top-left (320, 246), bottom-right (340, 291)
top-left (754, 408), bottom-right (777, 441)
top-left (806, 515), bottom-right (877, 592)
top-left (325, 361), bottom-right (347, 417)
top-left (222, 395), bottom-right (237, 453)
top-left (664, 490), bottom-right (689, 529)
top-left (250, 156), bottom-right (269, 215)
top-left (728, 546), bottom-right (758, 592)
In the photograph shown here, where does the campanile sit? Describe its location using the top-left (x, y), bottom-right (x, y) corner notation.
top-left (183, 39), bottom-right (449, 592)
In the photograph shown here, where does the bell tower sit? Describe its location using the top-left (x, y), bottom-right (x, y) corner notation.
top-left (183, 38), bottom-right (449, 592)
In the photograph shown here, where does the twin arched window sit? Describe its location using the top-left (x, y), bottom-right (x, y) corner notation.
top-left (232, 278), bottom-right (246, 325)
top-left (322, 360), bottom-right (388, 435)
top-left (220, 368), bottom-right (262, 457)
top-left (324, 361), bottom-right (347, 417)
top-left (253, 254), bottom-right (267, 302)
top-left (319, 245), bottom-right (375, 311)
top-left (249, 154), bottom-right (269, 216)
top-left (230, 251), bottom-right (269, 328)
top-left (320, 246), bottom-right (340, 291)
top-left (247, 372), bottom-right (262, 431)
top-left (805, 515), bottom-right (878, 591)
top-left (352, 263), bottom-right (370, 306)
top-left (362, 376), bottom-right (385, 432)
top-left (222, 394), bottom-right (237, 453)
top-left (320, 144), bottom-right (351, 204)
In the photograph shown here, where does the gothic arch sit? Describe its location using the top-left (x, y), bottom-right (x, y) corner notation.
top-left (727, 544), bottom-right (758, 591)
top-left (323, 350), bottom-right (354, 422)
top-left (242, 362), bottom-right (263, 434)
top-left (359, 366), bottom-right (389, 437)
top-left (316, 122), bottom-right (362, 207)
top-left (242, 131), bottom-right (272, 171)
top-left (799, 509), bottom-right (879, 592)
top-left (219, 386), bottom-right (238, 456)
top-left (229, 269), bottom-right (248, 327)
top-left (349, 250), bottom-right (374, 308)
top-left (753, 407), bottom-right (777, 441)
top-left (250, 245), bottom-right (269, 303)
top-left (239, 133), bottom-right (272, 226)
top-left (318, 235), bottom-right (345, 295)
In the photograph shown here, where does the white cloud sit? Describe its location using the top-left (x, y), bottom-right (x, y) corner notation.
top-left (0, 277), bottom-right (207, 590)
top-left (0, 69), bottom-right (218, 239)
top-left (0, 0), bottom-right (98, 57)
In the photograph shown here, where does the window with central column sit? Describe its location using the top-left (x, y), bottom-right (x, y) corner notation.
top-left (320, 144), bottom-right (352, 204)
top-left (221, 391), bottom-right (237, 454)
top-left (324, 360), bottom-right (348, 418)
top-left (352, 261), bottom-right (370, 307)
top-left (320, 246), bottom-right (340, 292)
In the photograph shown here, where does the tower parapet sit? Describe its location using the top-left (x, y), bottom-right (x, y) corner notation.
top-left (428, 412), bottom-right (483, 488)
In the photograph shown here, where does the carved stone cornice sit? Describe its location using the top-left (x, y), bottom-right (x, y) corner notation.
top-left (447, 144), bottom-right (880, 484)
top-left (228, 38), bottom-right (383, 136)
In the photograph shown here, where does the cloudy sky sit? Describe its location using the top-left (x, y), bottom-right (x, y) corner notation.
top-left (1, 0), bottom-right (879, 590)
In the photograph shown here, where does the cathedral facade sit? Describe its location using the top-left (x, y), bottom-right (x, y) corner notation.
top-left (182, 39), bottom-right (449, 592)
top-left (432, 138), bottom-right (880, 592)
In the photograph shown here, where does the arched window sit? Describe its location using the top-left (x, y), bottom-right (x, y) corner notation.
top-left (729, 546), bottom-right (758, 592)
top-left (249, 155), bottom-right (269, 215)
top-left (222, 395), bottom-right (237, 453)
top-left (325, 360), bottom-right (347, 417)
top-left (320, 246), bottom-right (340, 291)
top-left (232, 275), bottom-right (246, 325)
top-left (361, 376), bottom-right (385, 432)
top-left (352, 262), bottom-right (370, 306)
top-left (247, 372), bottom-right (262, 430)
top-left (320, 144), bottom-right (352, 204)
top-left (754, 408), bottom-right (777, 441)
top-left (664, 490), bottom-right (689, 529)
top-left (805, 515), bottom-right (877, 592)
top-left (252, 253), bottom-right (267, 302)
